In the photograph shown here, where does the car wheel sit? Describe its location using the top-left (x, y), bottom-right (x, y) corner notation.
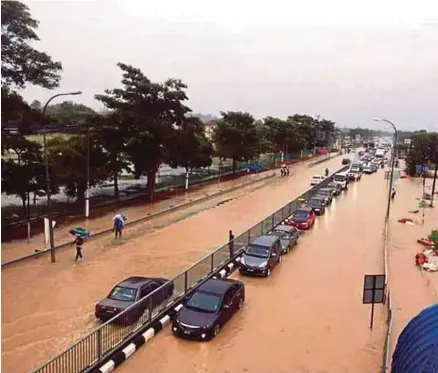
top-left (286, 245), bottom-right (290, 253)
top-left (265, 267), bottom-right (271, 277)
top-left (238, 296), bottom-right (244, 309)
top-left (213, 323), bottom-right (221, 337)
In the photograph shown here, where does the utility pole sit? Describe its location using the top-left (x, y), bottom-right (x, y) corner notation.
top-left (42, 91), bottom-right (82, 263)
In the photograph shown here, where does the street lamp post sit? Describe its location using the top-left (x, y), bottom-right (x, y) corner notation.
top-left (42, 91), bottom-right (82, 263)
top-left (374, 118), bottom-right (398, 222)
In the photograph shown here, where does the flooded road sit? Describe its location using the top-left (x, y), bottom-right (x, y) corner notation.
top-left (117, 167), bottom-right (389, 373)
top-left (387, 176), bottom-right (438, 359)
top-left (1, 155), bottom-right (345, 373)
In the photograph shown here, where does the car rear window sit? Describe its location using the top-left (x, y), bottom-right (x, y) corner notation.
top-left (334, 175), bottom-right (346, 182)
top-left (293, 210), bottom-right (310, 221)
top-left (109, 286), bottom-right (137, 302)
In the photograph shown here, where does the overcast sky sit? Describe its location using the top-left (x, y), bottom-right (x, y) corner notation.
top-left (20, 0), bottom-right (438, 131)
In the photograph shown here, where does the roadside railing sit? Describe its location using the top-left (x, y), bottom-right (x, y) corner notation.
top-left (381, 218), bottom-right (394, 373)
top-left (32, 164), bottom-right (349, 373)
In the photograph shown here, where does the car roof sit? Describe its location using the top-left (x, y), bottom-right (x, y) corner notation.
top-left (312, 175), bottom-right (324, 178)
top-left (336, 172), bottom-right (348, 176)
top-left (197, 278), bottom-right (239, 296)
top-left (295, 206), bottom-right (313, 213)
top-left (319, 187), bottom-right (332, 191)
top-left (251, 234), bottom-right (279, 246)
top-left (272, 224), bottom-right (294, 232)
top-left (117, 276), bottom-right (156, 288)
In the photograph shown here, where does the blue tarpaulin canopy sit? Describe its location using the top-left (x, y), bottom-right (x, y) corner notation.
top-left (392, 303), bottom-right (438, 373)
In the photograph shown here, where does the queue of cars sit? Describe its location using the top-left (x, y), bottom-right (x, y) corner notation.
top-left (95, 160), bottom-right (375, 342)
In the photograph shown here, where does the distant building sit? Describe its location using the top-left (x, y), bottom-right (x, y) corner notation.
top-left (204, 121), bottom-right (216, 140)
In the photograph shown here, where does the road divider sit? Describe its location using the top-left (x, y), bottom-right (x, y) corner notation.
top-left (32, 164), bottom-right (350, 373)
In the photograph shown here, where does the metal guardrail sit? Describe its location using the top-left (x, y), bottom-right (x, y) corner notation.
top-left (2, 172), bottom-right (275, 268)
top-left (31, 164), bottom-right (349, 373)
top-left (381, 218), bottom-right (394, 373)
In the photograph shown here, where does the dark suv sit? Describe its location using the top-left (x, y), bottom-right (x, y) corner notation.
top-left (307, 197), bottom-right (326, 215)
top-left (239, 235), bottom-right (282, 277)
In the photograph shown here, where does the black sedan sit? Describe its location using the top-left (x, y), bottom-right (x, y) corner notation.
top-left (327, 182), bottom-right (342, 196)
top-left (307, 197), bottom-right (326, 215)
top-left (95, 276), bottom-right (174, 324)
top-left (172, 278), bottom-right (245, 340)
top-left (268, 224), bottom-right (300, 253)
top-left (316, 188), bottom-right (333, 205)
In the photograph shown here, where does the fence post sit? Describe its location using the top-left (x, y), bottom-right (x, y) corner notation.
top-left (184, 271), bottom-right (188, 293)
top-left (97, 328), bottom-right (102, 360)
top-left (247, 229), bottom-right (251, 244)
top-left (148, 295), bottom-right (152, 323)
top-left (211, 252), bottom-right (214, 271)
top-left (271, 214), bottom-right (274, 229)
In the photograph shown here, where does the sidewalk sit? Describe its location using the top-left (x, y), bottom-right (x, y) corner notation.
top-left (1, 170), bottom-right (275, 264)
top-left (388, 176), bottom-right (438, 358)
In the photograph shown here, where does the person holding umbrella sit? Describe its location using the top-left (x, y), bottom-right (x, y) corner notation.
top-left (69, 228), bottom-right (90, 262)
top-left (112, 212), bottom-right (127, 239)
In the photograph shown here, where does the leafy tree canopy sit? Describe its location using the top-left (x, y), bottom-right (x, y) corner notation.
top-left (1, 1), bottom-right (62, 89)
top-left (167, 117), bottom-right (213, 171)
top-left (213, 111), bottom-right (259, 171)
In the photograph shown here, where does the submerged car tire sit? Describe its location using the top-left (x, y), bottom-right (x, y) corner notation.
top-left (238, 296), bottom-right (244, 309)
top-left (278, 254), bottom-right (282, 263)
top-left (265, 267), bottom-right (272, 277)
top-left (213, 323), bottom-right (221, 337)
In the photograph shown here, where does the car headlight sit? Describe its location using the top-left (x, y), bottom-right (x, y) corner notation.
top-left (258, 261), bottom-right (268, 268)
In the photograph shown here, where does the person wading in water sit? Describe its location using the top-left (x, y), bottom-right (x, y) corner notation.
top-left (72, 236), bottom-right (84, 262)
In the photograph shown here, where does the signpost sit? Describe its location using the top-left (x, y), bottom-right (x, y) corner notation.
top-left (362, 274), bottom-right (386, 329)
top-left (416, 165), bottom-right (429, 225)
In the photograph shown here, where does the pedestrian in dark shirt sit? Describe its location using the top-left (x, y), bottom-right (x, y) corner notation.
top-left (112, 212), bottom-right (127, 239)
top-left (286, 167), bottom-right (290, 176)
top-left (228, 230), bottom-right (235, 258)
top-left (72, 236), bottom-right (84, 261)
top-left (391, 187), bottom-right (396, 200)
top-left (280, 168), bottom-right (284, 177)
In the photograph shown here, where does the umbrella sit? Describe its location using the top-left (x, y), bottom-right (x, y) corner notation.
top-left (69, 227), bottom-right (91, 239)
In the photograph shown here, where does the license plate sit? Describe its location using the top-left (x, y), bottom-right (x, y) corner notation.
top-left (184, 330), bottom-right (190, 335)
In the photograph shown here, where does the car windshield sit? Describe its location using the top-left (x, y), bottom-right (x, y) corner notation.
top-left (334, 175), bottom-right (345, 182)
top-left (186, 291), bottom-right (222, 313)
top-left (245, 244), bottom-right (270, 258)
top-left (293, 210), bottom-right (310, 222)
top-left (108, 286), bottom-right (137, 302)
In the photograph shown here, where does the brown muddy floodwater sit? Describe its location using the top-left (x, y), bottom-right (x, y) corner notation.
top-left (2, 155), bottom-right (359, 373)
top-left (387, 175), bottom-right (438, 359)
top-left (116, 166), bottom-right (389, 373)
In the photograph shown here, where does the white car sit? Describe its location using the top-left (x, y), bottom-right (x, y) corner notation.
top-left (310, 175), bottom-right (325, 186)
top-left (363, 165), bottom-right (373, 174)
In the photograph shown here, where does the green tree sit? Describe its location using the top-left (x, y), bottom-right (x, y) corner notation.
top-left (47, 135), bottom-right (110, 203)
top-left (213, 111), bottom-right (259, 173)
top-left (167, 117), bottom-right (213, 172)
top-left (45, 101), bottom-right (97, 124)
top-left (90, 113), bottom-right (131, 198)
top-left (404, 132), bottom-right (438, 174)
top-left (1, 1), bottom-right (62, 89)
top-left (95, 63), bottom-right (191, 201)
top-left (1, 134), bottom-right (48, 212)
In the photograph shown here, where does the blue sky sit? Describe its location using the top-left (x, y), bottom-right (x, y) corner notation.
top-left (21, 0), bottom-right (438, 130)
